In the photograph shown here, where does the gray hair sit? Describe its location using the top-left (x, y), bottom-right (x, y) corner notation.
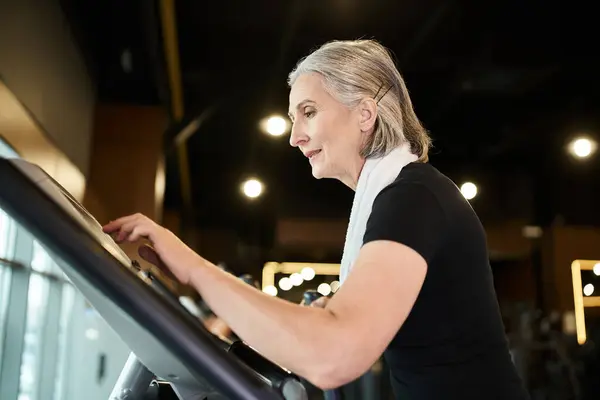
top-left (288, 39), bottom-right (431, 162)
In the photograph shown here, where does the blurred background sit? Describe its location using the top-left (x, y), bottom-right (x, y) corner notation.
top-left (0, 0), bottom-right (599, 399)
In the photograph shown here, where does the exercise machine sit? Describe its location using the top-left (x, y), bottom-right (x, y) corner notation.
top-left (0, 157), bottom-right (308, 400)
top-left (301, 290), bottom-right (343, 400)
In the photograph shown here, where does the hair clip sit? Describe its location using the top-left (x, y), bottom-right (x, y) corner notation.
top-left (376, 85), bottom-right (393, 104)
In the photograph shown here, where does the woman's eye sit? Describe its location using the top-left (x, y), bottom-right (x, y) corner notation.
top-left (304, 110), bottom-right (315, 118)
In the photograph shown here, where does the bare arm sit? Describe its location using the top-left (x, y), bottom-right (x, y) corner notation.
top-left (189, 240), bottom-right (427, 389)
top-left (103, 213), bottom-right (429, 389)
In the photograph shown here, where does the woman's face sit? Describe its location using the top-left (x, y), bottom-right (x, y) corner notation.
top-left (288, 73), bottom-right (373, 188)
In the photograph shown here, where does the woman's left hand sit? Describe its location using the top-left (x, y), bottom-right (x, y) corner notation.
top-left (102, 213), bottom-right (201, 285)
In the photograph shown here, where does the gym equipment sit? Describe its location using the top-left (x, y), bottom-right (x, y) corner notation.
top-left (0, 157), bottom-right (308, 400)
top-left (302, 290), bottom-right (322, 306)
top-left (301, 290), bottom-right (343, 400)
top-left (237, 274), bottom-right (258, 288)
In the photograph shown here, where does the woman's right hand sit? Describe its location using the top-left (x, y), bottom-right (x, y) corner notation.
top-left (102, 213), bottom-right (201, 285)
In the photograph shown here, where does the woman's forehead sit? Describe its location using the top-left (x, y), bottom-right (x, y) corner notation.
top-left (289, 73), bottom-right (330, 110)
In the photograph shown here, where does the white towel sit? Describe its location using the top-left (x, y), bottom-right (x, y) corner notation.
top-left (339, 143), bottom-right (418, 284)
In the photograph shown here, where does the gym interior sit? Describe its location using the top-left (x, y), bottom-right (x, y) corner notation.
top-left (0, 1), bottom-right (598, 399)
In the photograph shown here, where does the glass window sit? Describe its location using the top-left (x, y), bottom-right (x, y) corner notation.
top-left (0, 207), bottom-right (16, 374)
top-left (0, 208), bottom-right (16, 258)
top-left (17, 272), bottom-right (50, 400)
top-left (0, 137), bottom-right (18, 158)
top-left (31, 241), bottom-right (53, 274)
top-left (19, 241), bottom-right (55, 400)
top-left (0, 138), bottom-right (130, 400)
top-left (0, 265), bottom-right (10, 378)
top-left (53, 284), bottom-right (75, 400)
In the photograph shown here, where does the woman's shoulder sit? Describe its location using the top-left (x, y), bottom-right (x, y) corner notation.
top-left (389, 162), bottom-right (459, 201)
top-left (379, 162), bottom-right (480, 232)
top-left (375, 162), bottom-right (467, 223)
top-left (365, 163), bottom-right (450, 263)
top-left (373, 162), bottom-right (449, 218)
top-left (395, 162), bottom-right (446, 184)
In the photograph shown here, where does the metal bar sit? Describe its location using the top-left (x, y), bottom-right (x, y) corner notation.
top-left (0, 256), bottom-right (23, 269)
top-left (0, 256), bottom-right (65, 283)
top-left (109, 352), bottom-right (155, 400)
top-left (159, 0), bottom-right (193, 212)
top-left (571, 261), bottom-right (586, 344)
top-left (583, 297), bottom-right (600, 307)
top-left (159, 0), bottom-right (184, 121)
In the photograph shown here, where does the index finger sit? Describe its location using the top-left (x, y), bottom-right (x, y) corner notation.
top-left (102, 215), bottom-right (136, 233)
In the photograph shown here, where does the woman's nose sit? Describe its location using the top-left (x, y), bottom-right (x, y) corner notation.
top-left (289, 123), bottom-right (308, 148)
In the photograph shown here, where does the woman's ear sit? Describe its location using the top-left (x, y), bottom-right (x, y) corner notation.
top-left (358, 98), bottom-right (378, 133)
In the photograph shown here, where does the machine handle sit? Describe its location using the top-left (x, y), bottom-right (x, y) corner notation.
top-left (227, 341), bottom-right (308, 399)
top-left (302, 290), bottom-right (344, 399)
top-left (302, 290), bottom-right (322, 306)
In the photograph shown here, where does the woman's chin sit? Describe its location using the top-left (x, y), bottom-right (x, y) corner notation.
top-left (311, 164), bottom-right (326, 180)
top-left (310, 158), bottom-right (337, 180)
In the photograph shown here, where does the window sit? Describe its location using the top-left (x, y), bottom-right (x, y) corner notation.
top-left (0, 211), bottom-right (130, 400)
top-left (31, 241), bottom-right (53, 274)
top-left (0, 266), bottom-right (9, 375)
top-left (0, 136), bottom-right (19, 158)
top-left (0, 208), bottom-right (16, 375)
top-left (53, 284), bottom-right (75, 400)
top-left (0, 136), bottom-right (19, 372)
top-left (0, 135), bottom-right (129, 400)
top-left (18, 273), bottom-right (50, 400)
top-left (0, 208), bottom-right (16, 257)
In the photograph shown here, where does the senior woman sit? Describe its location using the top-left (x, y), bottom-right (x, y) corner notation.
top-left (103, 39), bottom-right (529, 399)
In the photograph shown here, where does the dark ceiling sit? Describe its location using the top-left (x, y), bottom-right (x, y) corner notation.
top-left (61, 0), bottom-right (600, 245)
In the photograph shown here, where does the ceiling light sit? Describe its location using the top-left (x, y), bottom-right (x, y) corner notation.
top-left (460, 182), bottom-right (478, 200)
top-left (242, 178), bottom-right (263, 199)
top-left (261, 115), bottom-right (289, 136)
top-left (568, 136), bottom-right (596, 159)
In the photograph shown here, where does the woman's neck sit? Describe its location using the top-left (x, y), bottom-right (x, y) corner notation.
top-left (339, 158), bottom-right (366, 191)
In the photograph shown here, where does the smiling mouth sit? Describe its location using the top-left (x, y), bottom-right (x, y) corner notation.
top-left (306, 150), bottom-right (322, 159)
